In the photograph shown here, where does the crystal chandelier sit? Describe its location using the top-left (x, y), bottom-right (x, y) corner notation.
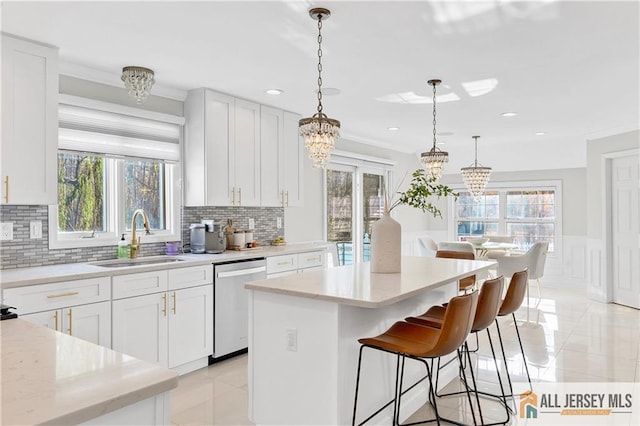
top-left (299, 7), bottom-right (341, 169)
top-left (420, 79), bottom-right (449, 182)
top-left (121, 66), bottom-right (155, 104)
top-left (461, 136), bottom-right (492, 201)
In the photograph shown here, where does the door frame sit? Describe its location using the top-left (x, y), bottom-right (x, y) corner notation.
top-left (601, 148), bottom-right (639, 303)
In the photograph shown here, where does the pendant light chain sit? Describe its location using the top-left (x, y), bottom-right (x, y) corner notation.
top-left (432, 81), bottom-right (437, 149)
top-left (473, 136), bottom-right (479, 167)
top-left (316, 15), bottom-right (324, 115)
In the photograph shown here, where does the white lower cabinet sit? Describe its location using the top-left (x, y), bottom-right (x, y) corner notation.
top-left (111, 265), bottom-right (213, 374)
top-left (266, 250), bottom-right (326, 278)
top-left (21, 301), bottom-right (111, 347)
top-left (112, 292), bottom-right (169, 366)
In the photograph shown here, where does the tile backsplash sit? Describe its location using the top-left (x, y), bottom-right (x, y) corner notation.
top-left (0, 205), bottom-right (284, 270)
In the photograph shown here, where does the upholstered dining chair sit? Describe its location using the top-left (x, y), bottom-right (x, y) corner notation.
top-left (496, 241), bottom-right (549, 304)
top-left (416, 236), bottom-right (438, 257)
top-left (436, 241), bottom-right (475, 255)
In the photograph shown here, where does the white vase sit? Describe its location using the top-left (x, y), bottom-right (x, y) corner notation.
top-left (370, 212), bottom-right (401, 273)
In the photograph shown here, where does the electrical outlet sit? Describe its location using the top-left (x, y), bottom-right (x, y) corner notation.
top-left (30, 220), bottom-right (42, 239)
top-left (277, 217), bottom-right (282, 229)
top-left (1, 222), bottom-right (13, 241)
top-left (248, 218), bottom-right (255, 230)
top-left (286, 328), bottom-right (297, 352)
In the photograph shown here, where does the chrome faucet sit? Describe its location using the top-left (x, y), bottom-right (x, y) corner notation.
top-left (130, 209), bottom-right (151, 259)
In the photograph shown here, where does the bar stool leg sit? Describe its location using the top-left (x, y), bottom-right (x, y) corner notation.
top-left (494, 319), bottom-right (515, 398)
top-left (486, 328), bottom-right (513, 421)
top-left (512, 313), bottom-right (533, 393)
top-left (352, 345), bottom-right (366, 426)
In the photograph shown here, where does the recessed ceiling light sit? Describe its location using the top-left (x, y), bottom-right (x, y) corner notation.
top-left (501, 112), bottom-right (518, 117)
top-left (535, 132), bottom-right (546, 136)
top-left (265, 89), bottom-right (283, 95)
top-left (387, 126), bottom-right (400, 131)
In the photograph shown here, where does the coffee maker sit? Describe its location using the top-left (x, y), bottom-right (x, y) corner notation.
top-left (202, 220), bottom-right (226, 254)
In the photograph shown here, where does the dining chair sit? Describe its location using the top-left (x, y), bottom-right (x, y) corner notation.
top-left (416, 236), bottom-right (438, 257)
top-left (437, 241), bottom-right (475, 255)
top-left (496, 242), bottom-right (548, 303)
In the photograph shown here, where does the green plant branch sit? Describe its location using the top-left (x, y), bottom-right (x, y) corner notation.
top-left (388, 169), bottom-right (458, 218)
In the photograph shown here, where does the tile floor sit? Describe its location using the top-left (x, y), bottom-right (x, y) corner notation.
top-left (170, 286), bottom-right (640, 425)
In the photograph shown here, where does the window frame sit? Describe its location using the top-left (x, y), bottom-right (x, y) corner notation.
top-left (448, 180), bottom-right (563, 256)
top-left (49, 96), bottom-right (183, 250)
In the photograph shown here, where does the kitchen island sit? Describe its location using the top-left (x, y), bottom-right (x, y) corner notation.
top-left (245, 256), bottom-right (493, 425)
top-left (1, 318), bottom-right (178, 425)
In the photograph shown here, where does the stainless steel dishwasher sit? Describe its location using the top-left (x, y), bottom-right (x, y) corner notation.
top-left (212, 258), bottom-right (266, 360)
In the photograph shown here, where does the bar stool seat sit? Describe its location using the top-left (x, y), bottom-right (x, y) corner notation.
top-left (352, 291), bottom-right (479, 426)
top-left (436, 250), bottom-right (477, 292)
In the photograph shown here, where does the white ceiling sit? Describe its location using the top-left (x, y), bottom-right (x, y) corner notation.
top-left (2, 1), bottom-right (639, 170)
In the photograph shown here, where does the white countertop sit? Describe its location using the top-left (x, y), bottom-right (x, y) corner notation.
top-left (0, 242), bottom-right (329, 289)
top-left (0, 318), bottom-right (178, 425)
top-left (245, 256), bottom-right (494, 308)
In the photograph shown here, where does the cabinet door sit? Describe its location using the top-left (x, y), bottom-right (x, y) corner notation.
top-left (205, 90), bottom-right (235, 206)
top-left (1, 34), bottom-right (58, 205)
top-left (168, 285), bottom-right (213, 368)
top-left (112, 293), bottom-right (168, 367)
top-left (234, 99), bottom-right (261, 206)
top-left (66, 301), bottom-right (111, 347)
top-left (260, 106), bottom-right (283, 207)
top-left (282, 112), bottom-right (304, 207)
top-left (21, 309), bottom-right (60, 331)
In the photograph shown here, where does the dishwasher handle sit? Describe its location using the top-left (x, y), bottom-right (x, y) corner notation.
top-left (216, 266), bottom-right (266, 279)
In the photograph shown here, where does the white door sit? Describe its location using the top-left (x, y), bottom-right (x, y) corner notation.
top-left (282, 111), bottom-right (303, 207)
top-left (611, 154), bottom-right (640, 309)
top-left (260, 105), bottom-right (283, 207)
top-left (168, 285), bottom-right (213, 368)
top-left (67, 302), bottom-right (111, 347)
top-left (112, 293), bottom-right (168, 367)
top-left (234, 99), bottom-right (261, 206)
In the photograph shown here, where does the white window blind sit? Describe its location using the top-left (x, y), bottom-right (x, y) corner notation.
top-left (58, 97), bottom-right (181, 162)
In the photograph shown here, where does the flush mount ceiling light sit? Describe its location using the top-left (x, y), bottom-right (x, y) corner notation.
top-left (461, 135), bottom-right (492, 201)
top-left (501, 111), bottom-right (518, 117)
top-left (298, 7), bottom-right (340, 169)
top-left (121, 66), bottom-right (155, 104)
top-left (420, 79), bottom-right (449, 182)
top-left (265, 89), bottom-right (284, 95)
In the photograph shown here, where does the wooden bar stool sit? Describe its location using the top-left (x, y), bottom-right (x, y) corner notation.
top-left (406, 276), bottom-right (511, 426)
top-left (352, 291), bottom-right (479, 426)
top-left (435, 250), bottom-right (477, 293)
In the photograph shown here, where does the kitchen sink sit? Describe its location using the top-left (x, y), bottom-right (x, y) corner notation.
top-left (90, 257), bottom-right (185, 268)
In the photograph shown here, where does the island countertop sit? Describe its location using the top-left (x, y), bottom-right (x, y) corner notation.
top-left (245, 256), bottom-right (494, 308)
top-left (0, 319), bottom-right (178, 425)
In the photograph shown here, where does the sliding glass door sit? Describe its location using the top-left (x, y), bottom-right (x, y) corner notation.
top-left (325, 163), bottom-right (389, 265)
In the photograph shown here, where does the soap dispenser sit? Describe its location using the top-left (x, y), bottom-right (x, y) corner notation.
top-left (117, 234), bottom-right (129, 259)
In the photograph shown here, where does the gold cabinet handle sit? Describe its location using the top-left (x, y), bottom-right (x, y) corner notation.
top-left (280, 190), bottom-right (285, 207)
top-left (231, 187), bottom-right (236, 205)
top-left (238, 188), bottom-right (242, 205)
top-left (53, 310), bottom-right (59, 331)
top-left (67, 308), bottom-right (73, 335)
top-left (286, 190), bottom-right (289, 207)
top-left (172, 292), bottom-right (177, 315)
top-left (3, 176), bottom-right (8, 203)
top-left (277, 260), bottom-right (292, 266)
top-left (162, 293), bottom-right (167, 317)
top-left (46, 291), bottom-right (79, 299)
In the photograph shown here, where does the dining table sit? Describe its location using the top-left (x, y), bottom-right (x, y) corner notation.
top-left (470, 241), bottom-right (518, 258)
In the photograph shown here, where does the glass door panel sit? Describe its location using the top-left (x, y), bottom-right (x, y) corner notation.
top-left (362, 172), bottom-right (385, 262)
top-left (326, 168), bottom-right (355, 265)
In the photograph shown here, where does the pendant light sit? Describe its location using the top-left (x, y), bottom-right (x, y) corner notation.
top-left (121, 66), bottom-right (155, 104)
top-left (420, 79), bottom-right (449, 181)
top-left (298, 7), bottom-right (341, 169)
top-left (461, 135), bottom-right (492, 201)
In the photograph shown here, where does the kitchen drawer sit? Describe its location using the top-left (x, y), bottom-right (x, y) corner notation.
top-left (168, 265), bottom-right (213, 291)
top-left (266, 254), bottom-right (298, 274)
top-left (3, 277), bottom-right (110, 315)
top-left (112, 270), bottom-right (168, 299)
top-left (298, 251), bottom-right (325, 269)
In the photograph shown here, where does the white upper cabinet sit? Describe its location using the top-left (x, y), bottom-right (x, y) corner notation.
top-left (1, 34), bottom-right (58, 205)
top-left (233, 99), bottom-right (261, 206)
top-left (282, 111), bottom-right (303, 207)
top-left (184, 88), bottom-right (303, 207)
top-left (260, 106), bottom-right (283, 207)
